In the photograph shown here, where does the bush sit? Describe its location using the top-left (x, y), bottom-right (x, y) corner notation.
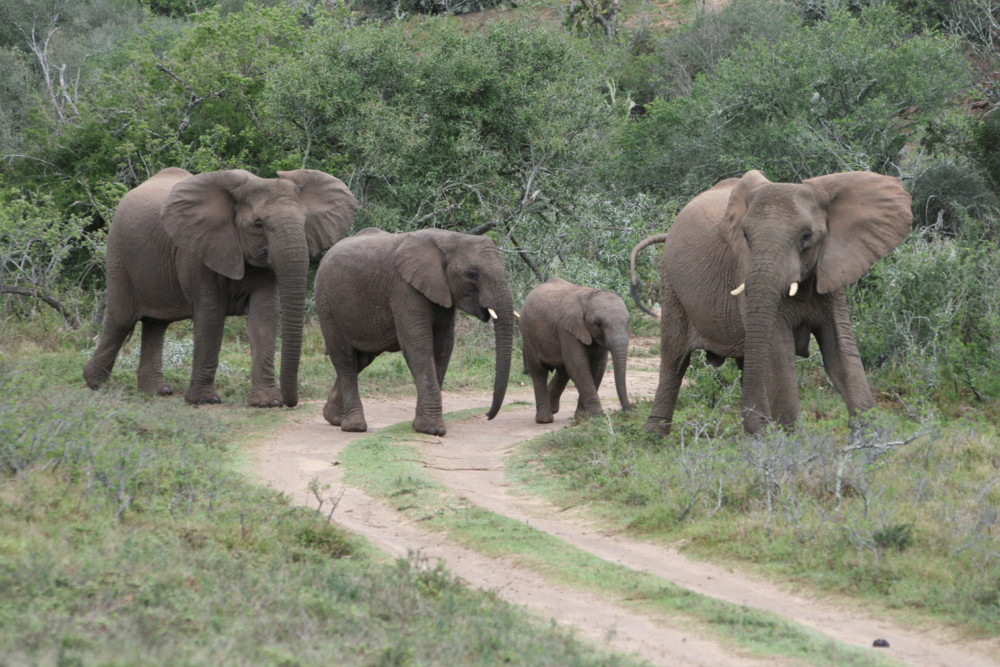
top-left (619, 4), bottom-right (969, 198)
top-left (851, 231), bottom-right (1000, 400)
top-left (909, 159), bottom-right (998, 234)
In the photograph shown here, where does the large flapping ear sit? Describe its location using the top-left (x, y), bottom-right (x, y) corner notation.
top-left (805, 171), bottom-right (913, 294)
top-left (557, 292), bottom-right (593, 345)
top-left (277, 169), bottom-right (360, 256)
top-left (161, 169), bottom-right (255, 280)
top-left (395, 232), bottom-right (452, 308)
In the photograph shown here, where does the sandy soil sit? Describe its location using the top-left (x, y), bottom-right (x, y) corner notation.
top-left (251, 351), bottom-right (1000, 666)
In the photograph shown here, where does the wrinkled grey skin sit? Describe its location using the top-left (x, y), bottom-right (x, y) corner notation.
top-left (315, 227), bottom-right (515, 436)
top-left (520, 278), bottom-right (632, 424)
top-left (630, 170), bottom-right (912, 435)
top-left (84, 167), bottom-right (358, 407)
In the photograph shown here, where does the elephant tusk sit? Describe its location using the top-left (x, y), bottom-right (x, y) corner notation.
top-left (488, 308), bottom-right (498, 320)
top-left (789, 282), bottom-right (799, 297)
top-left (730, 283), bottom-right (745, 296)
top-left (513, 310), bottom-right (520, 319)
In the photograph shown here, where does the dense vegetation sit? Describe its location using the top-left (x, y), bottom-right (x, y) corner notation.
top-left (2, 0), bottom-right (1000, 661)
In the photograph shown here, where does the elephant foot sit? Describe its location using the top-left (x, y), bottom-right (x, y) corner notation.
top-left (138, 376), bottom-right (173, 396)
top-left (413, 415), bottom-right (446, 437)
top-left (248, 388), bottom-right (283, 408)
top-left (535, 411), bottom-right (553, 424)
top-left (642, 418), bottom-right (670, 437)
top-left (323, 401), bottom-right (342, 426)
top-left (83, 361), bottom-right (109, 390)
top-left (341, 411), bottom-right (367, 432)
top-left (185, 386), bottom-right (221, 405)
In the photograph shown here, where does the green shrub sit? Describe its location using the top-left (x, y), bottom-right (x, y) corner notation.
top-left (619, 3), bottom-right (968, 197)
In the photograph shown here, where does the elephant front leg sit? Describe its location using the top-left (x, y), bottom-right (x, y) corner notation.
top-left (401, 335), bottom-right (446, 436)
top-left (185, 303), bottom-right (226, 405)
top-left (767, 327), bottom-right (800, 430)
top-left (547, 366), bottom-right (570, 416)
top-left (815, 299), bottom-right (875, 423)
top-left (565, 339), bottom-right (604, 420)
top-left (136, 318), bottom-right (174, 396)
top-left (246, 283), bottom-right (282, 407)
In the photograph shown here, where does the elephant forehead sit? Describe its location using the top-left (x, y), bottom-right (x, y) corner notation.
top-left (746, 184), bottom-right (824, 224)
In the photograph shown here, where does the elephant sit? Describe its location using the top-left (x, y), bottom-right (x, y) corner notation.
top-left (630, 170), bottom-right (912, 436)
top-left (314, 227), bottom-right (515, 436)
top-left (520, 278), bottom-right (631, 424)
top-left (84, 167), bottom-right (359, 407)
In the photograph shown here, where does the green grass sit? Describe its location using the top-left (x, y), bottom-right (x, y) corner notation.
top-left (0, 324), bottom-right (644, 666)
top-left (506, 354), bottom-right (1000, 638)
top-left (337, 414), bottom-right (896, 665)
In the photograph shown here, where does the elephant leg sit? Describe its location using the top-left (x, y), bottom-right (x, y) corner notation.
top-left (185, 298), bottom-right (227, 405)
top-left (84, 301), bottom-right (137, 390)
top-left (566, 340), bottom-right (604, 419)
top-left (136, 318), bottom-right (173, 396)
top-left (400, 323), bottom-right (446, 437)
top-left (815, 297), bottom-right (875, 420)
top-left (332, 350), bottom-right (376, 432)
top-left (528, 364), bottom-right (554, 423)
top-left (767, 326), bottom-right (800, 430)
top-left (432, 311), bottom-right (456, 390)
top-left (645, 289), bottom-right (691, 436)
top-left (246, 282), bottom-right (282, 408)
top-left (547, 366), bottom-right (570, 415)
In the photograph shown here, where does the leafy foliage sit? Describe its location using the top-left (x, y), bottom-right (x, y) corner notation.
top-left (618, 4), bottom-right (969, 197)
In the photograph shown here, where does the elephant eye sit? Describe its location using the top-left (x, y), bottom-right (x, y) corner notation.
top-left (594, 319), bottom-right (603, 328)
top-left (465, 270), bottom-right (480, 282)
top-left (800, 231), bottom-right (813, 247)
top-left (253, 219), bottom-right (264, 230)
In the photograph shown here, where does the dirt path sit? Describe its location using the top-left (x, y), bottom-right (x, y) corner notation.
top-left (251, 359), bottom-right (1000, 666)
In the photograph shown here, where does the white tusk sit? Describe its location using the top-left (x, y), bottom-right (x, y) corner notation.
top-left (513, 310), bottom-right (520, 319)
top-left (730, 283), bottom-right (745, 296)
top-left (488, 308), bottom-right (498, 320)
top-left (789, 282), bottom-right (799, 297)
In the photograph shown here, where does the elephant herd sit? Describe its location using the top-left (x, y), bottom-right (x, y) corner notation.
top-left (85, 167), bottom-right (912, 437)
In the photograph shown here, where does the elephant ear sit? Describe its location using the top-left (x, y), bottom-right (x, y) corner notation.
top-left (557, 292), bottom-right (593, 345)
top-left (805, 171), bottom-right (913, 294)
top-left (395, 232), bottom-right (452, 308)
top-left (721, 170), bottom-right (772, 274)
top-left (277, 170), bottom-right (360, 257)
top-left (161, 169), bottom-right (255, 280)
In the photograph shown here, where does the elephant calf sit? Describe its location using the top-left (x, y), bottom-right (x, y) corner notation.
top-left (520, 278), bottom-right (631, 424)
top-left (314, 227), bottom-right (515, 436)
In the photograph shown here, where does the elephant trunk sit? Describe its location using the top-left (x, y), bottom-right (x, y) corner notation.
top-left (740, 261), bottom-right (785, 434)
top-left (485, 286), bottom-right (514, 420)
top-left (274, 235), bottom-right (309, 408)
top-left (611, 339), bottom-right (631, 412)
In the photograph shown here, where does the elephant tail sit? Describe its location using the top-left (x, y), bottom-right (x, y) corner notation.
top-left (629, 233), bottom-right (668, 318)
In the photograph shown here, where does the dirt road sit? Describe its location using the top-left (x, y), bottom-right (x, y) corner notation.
top-left (252, 359), bottom-right (1000, 666)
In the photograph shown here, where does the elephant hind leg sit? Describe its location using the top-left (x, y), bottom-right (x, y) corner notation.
top-left (547, 366), bottom-right (570, 415)
top-left (323, 376), bottom-right (344, 426)
top-left (334, 350), bottom-right (377, 432)
top-left (136, 318), bottom-right (174, 396)
top-left (84, 304), bottom-right (138, 390)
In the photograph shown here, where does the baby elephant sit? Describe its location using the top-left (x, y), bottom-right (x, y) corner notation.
top-left (520, 278), bottom-right (631, 423)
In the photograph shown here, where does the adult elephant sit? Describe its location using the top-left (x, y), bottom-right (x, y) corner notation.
top-left (520, 278), bottom-right (631, 423)
top-left (84, 167), bottom-right (358, 407)
top-left (315, 227), bottom-right (515, 436)
top-left (630, 170), bottom-right (911, 436)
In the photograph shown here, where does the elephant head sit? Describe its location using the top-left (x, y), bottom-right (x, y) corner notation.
top-left (723, 170), bottom-right (911, 433)
top-left (161, 168), bottom-right (358, 407)
top-left (395, 229), bottom-right (514, 419)
top-left (560, 287), bottom-right (632, 412)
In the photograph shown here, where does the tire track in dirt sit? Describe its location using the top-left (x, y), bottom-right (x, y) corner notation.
top-left (251, 364), bottom-right (1000, 666)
